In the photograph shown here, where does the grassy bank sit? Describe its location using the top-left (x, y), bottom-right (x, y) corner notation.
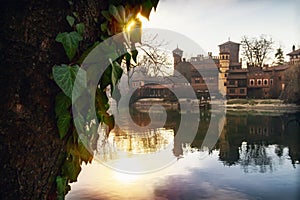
top-left (225, 99), bottom-right (300, 113)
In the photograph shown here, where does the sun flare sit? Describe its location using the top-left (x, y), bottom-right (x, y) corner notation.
top-left (126, 20), bottom-right (136, 32)
top-left (113, 171), bottom-right (139, 184)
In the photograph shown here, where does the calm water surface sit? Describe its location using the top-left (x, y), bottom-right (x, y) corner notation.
top-left (66, 109), bottom-right (300, 200)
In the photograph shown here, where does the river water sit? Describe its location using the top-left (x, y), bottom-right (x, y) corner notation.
top-left (66, 109), bottom-right (300, 200)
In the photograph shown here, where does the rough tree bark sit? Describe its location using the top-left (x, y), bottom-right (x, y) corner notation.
top-left (0, 0), bottom-right (108, 199)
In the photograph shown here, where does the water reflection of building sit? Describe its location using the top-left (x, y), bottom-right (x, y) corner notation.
top-left (217, 113), bottom-right (300, 167)
top-left (161, 109), bottom-right (300, 167)
top-left (98, 108), bottom-right (299, 169)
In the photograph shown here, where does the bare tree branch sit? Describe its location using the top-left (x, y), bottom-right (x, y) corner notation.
top-left (241, 35), bottom-right (273, 67)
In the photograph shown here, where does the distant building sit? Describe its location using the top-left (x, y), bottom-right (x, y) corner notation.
top-left (218, 40), bottom-right (289, 99)
top-left (226, 68), bottom-right (247, 98)
top-left (173, 49), bottom-right (219, 99)
top-left (246, 65), bottom-right (287, 98)
top-left (130, 40), bottom-right (291, 102)
top-left (218, 41), bottom-right (241, 96)
top-left (287, 45), bottom-right (300, 65)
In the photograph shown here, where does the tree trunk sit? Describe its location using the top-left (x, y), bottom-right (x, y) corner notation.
top-left (0, 0), bottom-right (107, 199)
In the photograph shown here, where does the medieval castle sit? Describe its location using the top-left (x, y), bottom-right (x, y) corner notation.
top-left (131, 40), bottom-right (300, 101)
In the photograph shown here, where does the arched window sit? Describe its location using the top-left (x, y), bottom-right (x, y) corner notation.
top-left (257, 79), bottom-right (262, 86)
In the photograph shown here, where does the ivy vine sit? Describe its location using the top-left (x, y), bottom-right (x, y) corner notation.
top-left (52, 1), bottom-right (159, 199)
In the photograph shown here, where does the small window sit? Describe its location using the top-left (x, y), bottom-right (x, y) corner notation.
top-left (279, 76), bottom-right (282, 81)
top-left (263, 79), bottom-right (268, 86)
top-left (224, 82), bottom-right (227, 86)
top-left (225, 73), bottom-right (227, 77)
top-left (238, 80), bottom-right (247, 87)
top-left (229, 89), bottom-right (235, 94)
top-left (257, 79), bottom-right (262, 86)
top-left (250, 79), bottom-right (255, 86)
top-left (229, 80), bottom-right (235, 85)
top-left (240, 89), bottom-right (245, 94)
top-left (270, 79), bottom-right (273, 85)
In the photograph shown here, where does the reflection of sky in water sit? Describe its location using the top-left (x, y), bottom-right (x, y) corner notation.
top-left (67, 144), bottom-right (300, 200)
top-left (67, 112), bottom-right (300, 199)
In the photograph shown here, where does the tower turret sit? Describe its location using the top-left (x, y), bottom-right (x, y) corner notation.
top-left (218, 40), bottom-right (240, 65)
top-left (173, 46), bottom-right (183, 66)
top-left (218, 51), bottom-right (230, 96)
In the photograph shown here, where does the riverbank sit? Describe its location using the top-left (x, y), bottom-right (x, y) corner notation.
top-left (131, 98), bottom-right (300, 114)
top-left (225, 99), bottom-right (300, 113)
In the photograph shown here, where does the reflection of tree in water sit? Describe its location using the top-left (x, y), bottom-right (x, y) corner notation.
top-left (95, 127), bottom-right (118, 161)
top-left (217, 112), bottom-right (300, 171)
top-left (239, 143), bottom-right (273, 173)
top-left (173, 111), bottom-right (299, 170)
top-left (96, 107), bottom-right (300, 170)
top-left (95, 125), bottom-right (173, 161)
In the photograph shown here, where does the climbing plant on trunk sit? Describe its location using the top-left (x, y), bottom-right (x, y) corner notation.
top-left (0, 0), bottom-right (159, 199)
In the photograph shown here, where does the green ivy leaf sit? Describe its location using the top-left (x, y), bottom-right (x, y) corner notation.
top-left (55, 92), bottom-right (71, 117)
top-left (111, 85), bottom-right (121, 104)
top-left (103, 115), bottom-right (115, 132)
top-left (125, 52), bottom-right (131, 72)
top-left (57, 112), bottom-right (71, 139)
top-left (78, 140), bottom-right (93, 164)
top-left (56, 176), bottom-right (70, 200)
top-left (52, 64), bottom-right (86, 100)
top-left (109, 5), bottom-right (122, 23)
top-left (55, 31), bottom-right (83, 61)
top-left (111, 61), bottom-right (123, 93)
top-left (131, 49), bottom-right (138, 64)
top-left (76, 23), bottom-right (85, 36)
top-left (100, 65), bottom-right (112, 90)
top-left (117, 5), bottom-right (126, 23)
top-left (141, 0), bottom-right (154, 19)
top-left (95, 88), bottom-right (109, 114)
top-left (73, 113), bottom-right (85, 134)
top-left (100, 22), bottom-right (108, 32)
top-left (62, 155), bottom-right (81, 183)
top-left (66, 15), bottom-right (75, 27)
top-left (72, 12), bottom-right (79, 19)
top-left (101, 10), bottom-right (112, 22)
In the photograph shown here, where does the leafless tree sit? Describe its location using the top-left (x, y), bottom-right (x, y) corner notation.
top-left (126, 33), bottom-right (173, 78)
top-left (241, 35), bottom-right (274, 67)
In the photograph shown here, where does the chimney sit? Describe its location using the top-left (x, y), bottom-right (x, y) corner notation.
top-left (292, 45), bottom-right (295, 52)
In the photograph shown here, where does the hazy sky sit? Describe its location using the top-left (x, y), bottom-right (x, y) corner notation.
top-left (141, 0), bottom-right (300, 62)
